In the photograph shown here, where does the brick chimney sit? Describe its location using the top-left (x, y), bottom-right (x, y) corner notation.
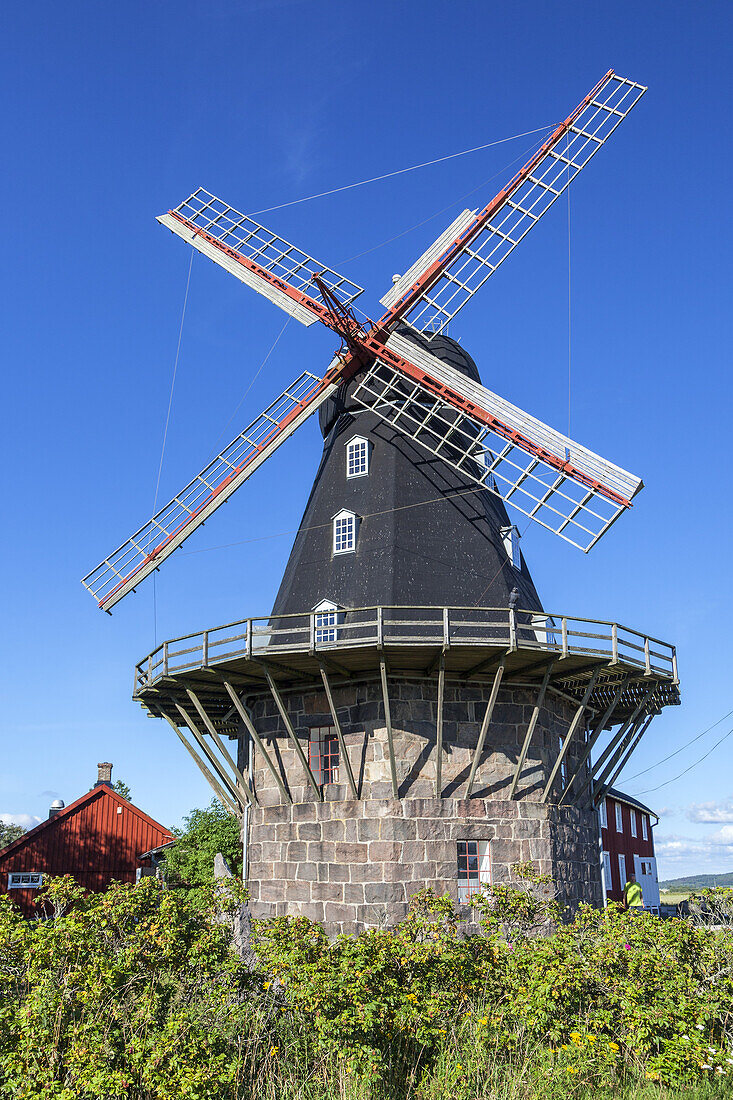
top-left (96, 762), bottom-right (113, 787)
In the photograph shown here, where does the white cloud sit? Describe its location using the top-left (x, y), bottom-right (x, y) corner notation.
top-left (710, 825), bottom-right (733, 846)
top-left (655, 831), bottom-right (733, 877)
top-left (687, 798), bottom-right (733, 824)
top-left (0, 813), bottom-right (41, 831)
top-left (655, 806), bottom-right (677, 818)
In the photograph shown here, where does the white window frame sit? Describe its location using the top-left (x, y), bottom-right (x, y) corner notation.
top-left (603, 850), bottom-right (612, 893)
top-left (641, 814), bottom-right (649, 841)
top-left (618, 852), bottom-right (626, 886)
top-left (312, 600), bottom-right (341, 645)
top-left (457, 839), bottom-right (491, 902)
top-left (333, 509), bottom-right (358, 555)
top-left (8, 871), bottom-right (44, 890)
top-left (346, 435), bottom-right (369, 479)
top-left (630, 808), bottom-right (637, 838)
top-left (500, 525), bottom-right (521, 567)
top-left (615, 802), bottom-right (624, 833)
top-left (599, 799), bottom-right (607, 829)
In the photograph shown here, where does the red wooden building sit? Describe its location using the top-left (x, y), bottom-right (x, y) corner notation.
top-left (599, 787), bottom-right (659, 908)
top-left (0, 764), bottom-right (173, 917)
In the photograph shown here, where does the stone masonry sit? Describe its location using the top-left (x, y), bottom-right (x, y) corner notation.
top-left (240, 675), bottom-right (602, 936)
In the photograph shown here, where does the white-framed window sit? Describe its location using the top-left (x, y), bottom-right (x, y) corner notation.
top-left (603, 851), bottom-right (612, 893)
top-left (615, 802), bottom-right (624, 833)
top-left (618, 852), bottom-right (626, 886)
top-left (333, 509), bottom-right (357, 555)
top-left (630, 809), bottom-right (637, 838)
top-left (599, 799), bottom-right (607, 829)
top-left (457, 839), bottom-right (491, 902)
top-left (346, 435), bottom-right (369, 479)
top-left (641, 814), bottom-right (649, 841)
top-left (8, 872), bottom-right (43, 890)
top-left (309, 726), bottom-right (340, 785)
top-left (501, 525), bottom-right (521, 567)
top-left (313, 600), bottom-right (341, 644)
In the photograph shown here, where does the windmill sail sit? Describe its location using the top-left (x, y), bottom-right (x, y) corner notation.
top-left (159, 189), bottom-right (364, 327)
top-left (83, 367), bottom-right (341, 612)
top-left (353, 331), bottom-right (642, 552)
top-left (380, 72), bottom-right (646, 338)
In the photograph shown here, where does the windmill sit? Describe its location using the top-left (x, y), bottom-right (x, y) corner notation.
top-left (84, 72), bottom-right (680, 932)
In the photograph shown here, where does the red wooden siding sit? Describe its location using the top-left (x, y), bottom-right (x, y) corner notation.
top-left (0, 785), bottom-right (173, 917)
top-left (600, 794), bottom-right (655, 902)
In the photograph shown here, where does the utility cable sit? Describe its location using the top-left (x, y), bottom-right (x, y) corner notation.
top-left (249, 126), bottom-right (553, 217)
top-left (624, 708), bottom-right (733, 782)
top-left (151, 250), bottom-right (194, 645)
top-left (636, 724), bottom-right (733, 795)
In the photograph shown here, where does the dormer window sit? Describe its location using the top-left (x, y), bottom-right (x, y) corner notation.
top-left (333, 509), bottom-right (358, 554)
top-left (313, 599), bottom-right (341, 644)
top-left (501, 525), bottom-right (521, 567)
top-left (346, 436), bottom-right (369, 479)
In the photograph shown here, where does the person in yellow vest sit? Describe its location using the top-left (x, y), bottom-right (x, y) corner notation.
top-left (623, 869), bottom-right (644, 911)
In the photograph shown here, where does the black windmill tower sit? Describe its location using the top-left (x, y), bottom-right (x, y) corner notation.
top-left (84, 72), bottom-right (680, 932)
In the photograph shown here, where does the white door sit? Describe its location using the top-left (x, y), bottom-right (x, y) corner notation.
top-left (634, 855), bottom-right (660, 909)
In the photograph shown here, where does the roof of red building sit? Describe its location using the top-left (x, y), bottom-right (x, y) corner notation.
top-left (606, 787), bottom-right (658, 821)
top-left (0, 784), bottom-right (173, 864)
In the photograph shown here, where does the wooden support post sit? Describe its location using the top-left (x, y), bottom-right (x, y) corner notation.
top-left (508, 659), bottom-right (555, 800)
top-left (558, 674), bottom-right (631, 805)
top-left (576, 682), bottom-right (657, 801)
top-left (466, 657), bottom-right (506, 798)
top-left (435, 654), bottom-right (446, 798)
top-left (596, 714), bottom-right (655, 803)
top-left (318, 663), bottom-right (358, 800)
top-left (161, 711), bottom-right (240, 817)
top-left (592, 694), bottom-right (657, 797)
top-left (262, 668), bottom-right (323, 801)
top-left (541, 667), bottom-right (601, 803)
top-left (186, 688), bottom-right (258, 805)
top-left (380, 658), bottom-right (399, 799)
top-left (173, 703), bottom-right (248, 813)
top-left (222, 679), bottom-right (292, 804)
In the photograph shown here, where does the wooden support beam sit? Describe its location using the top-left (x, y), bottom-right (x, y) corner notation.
top-left (380, 658), bottom-right (399, 799)
top-left (541, 667), bottom-right (601, 803)
top-left (160, 711), bottom-right (240, 817)
top-left (186, 687), bottom-right (258, 805)
top-left (465, 657), bottom-right (506, 798)
top-left (262, 668), bottom-right (323, 801)
top-left (508, 659), bottom-right (555, 800)
top-left (435, 654), bottom-right (446, 797)
top-left (557, 674), bottom-right (631, 805)
top-left (596, 714), bottom-right (655, 803)
top-left (222, 679), bottom-right (292, 804)
top-left (462, 648), bottom-right (508, 681)
top-left (592, 695), bottom-right (657, 797)
top-left (318, 663), bottom-right (358, 800)
top-left (503, 654), bottom-right (558, 683)
top-left (576, 683), bottom-right (657, 801)
top-left (172, 704), bottom-right (248, 813)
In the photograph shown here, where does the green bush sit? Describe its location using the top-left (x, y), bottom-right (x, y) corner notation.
top-left (0, 869), bottom-right (732, 1098)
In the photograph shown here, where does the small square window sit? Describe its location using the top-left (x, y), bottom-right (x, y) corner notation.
top-left (457, 839), bottom-right (491, 902)
top-left (333, 511), bottom-right (357, 554)
top-left (615, 803), bottom-right (623, 833)
top-left (309, 726), bottom-right (340, 785)
top-left (346, 437), bottom-right (369, 479)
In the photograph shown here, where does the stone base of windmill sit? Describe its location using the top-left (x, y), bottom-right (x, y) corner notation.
top-left (242, 676), bottom-right (602, 936)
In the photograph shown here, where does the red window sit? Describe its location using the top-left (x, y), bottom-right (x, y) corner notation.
top-left (457, 839), bottom-right (491, 902)
top-left (309, 726), bottom-right (340, 785)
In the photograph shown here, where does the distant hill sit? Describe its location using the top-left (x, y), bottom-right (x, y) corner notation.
top-left (659, 872), bottom-right (733, 891)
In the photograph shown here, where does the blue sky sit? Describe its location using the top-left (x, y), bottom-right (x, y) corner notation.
top-left (2, 1), bottom-right (731, 879)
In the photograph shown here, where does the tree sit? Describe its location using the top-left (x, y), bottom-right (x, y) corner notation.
top-left (0, 821), bottom-right (26, 850)
top-left (112, 779), bottom-right (132, 801)
top-left (165, 800), bottom-right (242, 888)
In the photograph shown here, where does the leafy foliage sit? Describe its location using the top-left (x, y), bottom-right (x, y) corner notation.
top-left (112, 778), bottom-right (132, 801)
top-left (0, 867), bottom-right (732, 1098)
top-left (0, 821), bottom-right (26, 850)
top-left (165, 799), bottom-right (242, 888)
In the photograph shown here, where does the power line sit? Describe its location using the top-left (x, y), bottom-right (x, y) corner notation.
top-left (625, 708), bottom-right (733, 782)
top-left (249, 126), bottom-right (553, 217)
top-left (637, 724), bottom-right (733, 795)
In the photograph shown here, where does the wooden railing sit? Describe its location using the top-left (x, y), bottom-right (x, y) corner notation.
top-left (134, 606), bottom-right (678, 694)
